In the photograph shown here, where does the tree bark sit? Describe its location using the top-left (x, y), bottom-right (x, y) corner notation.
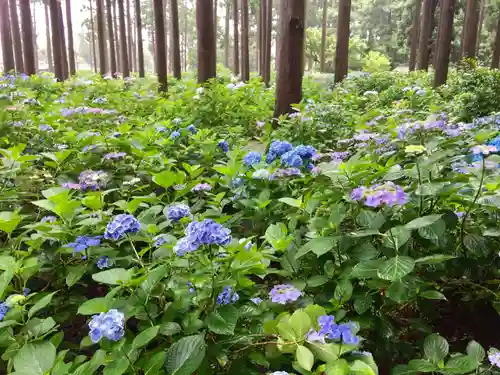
top-left (197, 0), bottom-right (216, 82)
top-left (126, 0), bottom-right (133, 71)
top-left (274, 0), bottom-right (305, 117)
top-left (106, 0), bottom-right (117, 76)
top-left (416, 0), bottom-right (434, 70)
top-left (20, 0), bottom-right (35, 75)
top-left (170, 0), bottom-right (182, 79)
top-left (32, 0), bottom-right (38, 71)
top-left (434, 0), bottom-right (455, 87)
top-left (96, 0), bottom-right (107, 75)
top-left (214, 0), bottom-right (218, 50)
top-left (10, 0), bottom-right (24, 72)
top-left (320, 0), bottom-right (328, 72)
top-left (462, 0), bottom-right (480, 58)
top-left (233, 0), bottom-right (239, 75)
top-left (134, 0), bottom-right (144, 77)
top-left (1, 0), bottom-right (15, 73)
top-left (153, 0), bottom-right (167, 90)
top-left (113, 0), bottom-right (120, 72)
top-left (334, 0), bottom-right (351, 82)
top-left (44, 3), bottom-right (53, 72)
top-left (64, 0), bottom-right (76, 75)
top-left (492, 11), bottom-right (500, 68)
top-left (57, 1), bottom-right (68, 79)
top-left (49, 0), bottom-right (63, 80)
top-left (241, 0), bottom-right (249, 80)
top-left (118, 0), bottom-right (129, 76)
top-left (90, 0), bottom-right (97, 72)
top-left (409, 0), bottom-right (421, 71)
top-left (258, 0), bottom-right (263, 75)
top-left (476, 0), bottom-right (486, 55)
top-left (263, 0), bottom-right (272, 86)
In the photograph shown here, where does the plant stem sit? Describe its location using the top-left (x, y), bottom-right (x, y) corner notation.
top-left (128, 236), bottom-right (144, 268)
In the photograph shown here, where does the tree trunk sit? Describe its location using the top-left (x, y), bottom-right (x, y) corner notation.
top-left (163, 0), bottom-right (168, 73)
top-left (241, 0), bottom-right (249, 80)
top-left (224, 0), bottom-right (230, 67)
top-left (434, 0), bottom-right (456, 87)
top-left (131, 0), bottom-right (137, 72)
top-left (492, 12), bottom-right (500, 68)
top-left (10, 0), bottom-right (24, 72)
top-left (126, 0), bottom-right (133, 71)
top-left (49, 0), bottom-right (63, 80)
top-left (334, 0), bottom-right (351, 82)
top-left (118, 0), bottom-right (129, 76)
top-left (320, 0), bottom-right (327, 72)
top-left (57, 2), bottom-right (68, 79)
top-left (462, 0), bottom-right (480, 58)
top-left (1, 0), bottom-right (15, 72)
top-left (476, 0), bottom-right (486, 55)
top-left (416, 0), bottom-right (434, 70)
top-left (106, 0), bottom-right (117, 76)
top-left (214, 0), bottom-right (218, 53)
top-left (90, 0), bottom-right (97, 72)
top-left (65, 0), bottom-right (76, 75)
top-left (274, 0), bottom-right (305, 117)
top-left (134, 0), bottom-right (144, 77)
top-left (44, 4), bottom-right (53, 72)
top-left (20, 0), bottom-right (35, 75)
top-left (258, 0), bottom-right (263, 75)
top-left (184, 4), bottom-right (188, 71)
top-left (197, 0), bottom-right (216, 82)
top-left (153, 0), bottom-right (167, 90)
top-left (233, 0), bottom-right (239, 75)
top-left (170, 0), bottom-right (182, 79)
top-left (96, 0), bottom-right (107, 75)
top-left (409, 0), bottom-right (422, 71)
top-left (263, 0), bottom-right (272, 86)
top-left (32, 0), bottom-right (38, 71)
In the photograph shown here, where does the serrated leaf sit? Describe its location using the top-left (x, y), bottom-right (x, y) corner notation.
top-left (419, 290), bottom-right (447, 300)
top-left (463, 234), bottom-right (489, 257)
top-left (290, 310), bottom-right (311, 338)
top-left (77, 298), bottom-right (110, 315)
top-left (466, 341), bottom-right (485, 363)
top-left (382, 227), bottom-right (411, 249)
top-left (407, 359), bottom-right (437, 372)
top-left (296, 345), bottom-right (314, 371)
top-left (325, 359), bottom-right (350, 375)
top-left (296, 237), bottom-right (337, 259)
top-left (334, 279), bottom-right (353, 304)
top-left (28, 292), bottom-right (57, 318)
top-left (165, 334), bottom-right (206, 375)
top-left (66, 265), bottom-right (87, 287)
top-left (424, 334), bottom-right (449, 364)
top-left (405, 215), bottom-right (442, 230)
top-left (445, 355), bottom-right (478, 374)
top-left (377, 256), bottom-right (415, 281)
top-left (351, 260), bottom-right (384, 278)
top-left (418, 219), bottom-right (446, 240)
top-left (92, 268), bottom-right (132, 285)
top-left (206, 305), bottom-right (239, 335)
top-left (144, 352), bottom-right (166, 375)
top-left (354, 295), bottom-right (373, 314)
top-left (132, 326), bottom-right (160, 348)
top-left (279, 197), bottom-right (303, 208)
top-left (13, 342), bottom-right (56, 375)
top-left (160, 322), bottom-right (182, 336)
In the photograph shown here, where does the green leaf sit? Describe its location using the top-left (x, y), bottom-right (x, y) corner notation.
top-left (25, 317), bottom-right (57, 338)
top-left (415, 254), bottom-right (456, 264)
top-left (165, 334), bottom-right (206, 375)
top-left (424, 334), bottom-right (449, 364)
top-left (102, 359), bottom-right (129, 375)
top-left (419, 290), bottom-right (447, 300)
top-left (144, 352), bottom-right (167, 375)
top-left (377, 256), bottom-right (415, 281)
top-left (391, 365), bottom-right (416, 375)
top-left (382, 227), bottom-right (411, 250)
top-left (307, 275), bottom-right (329, 287)
top-left (334, 279), bottom-right (353, 304)
top-left (77, 298), bottom-right (111, 315)
top-left (13, 342), bottom-right (56, 375)
top-left (445, 355), bottom-right (478, 374)
top-left (206, 305), bottom-right (239, 335)
top-left (290, 310), bottom-right (312, 338)
top-left (152, 170), bottom-right (178, 189)
top-left (351, 260), bottom-right (384, 278)
top-left (296, 345), bottom-right (314, 371)
top-left (92, 268), bottom-right (132, 285)
top-left (418, 219), bottom-right (446, 240)
top-left (356, 210), bottom-right (386, 230)
top-left (28, 292), bottom-right (57, 318)
top-left (464, 234), bottom-right (489, 257)
top-left (325, 359), bottom-right (350, 375)
top-left (66, 265), bottom-right (87, 287)
top-left (354, 295), bottom-right (373, 314)
top-left (296, 237), bottom-right (336, 259)
top-left (132, 326), bottom-right (160, 348)
top-left (405, 215), bottom-right (442, 230)
top-left (0, 269), bottom-right (14, 299)
top-left (160, 322), bottom-right (182, 336)
top-left (0, 211), bottom-right (23, 234)
top-left (351, 359), bottom-right (376, 375)
top-left (407, 359), bottom-right (437, 372)
top-left (466, 341), bottom-right (485, 363)
top-left (307, 342), bottom-right (340, 362)
top-left (279, 197), bottom-right (303, 208)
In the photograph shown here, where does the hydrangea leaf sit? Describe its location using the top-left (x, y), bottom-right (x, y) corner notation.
top-left (377, 256), bottom-right (415, 281)
top-left (424, 334), bottom-right (449, 364)
top-left (296, 345), bottom-right (314, 371)
top-left (13, 341), bottom-right (56, 375)
top-left (92, 268), bottom-right (133, 285)
top-left (165, 334), bottom-right (206, 375)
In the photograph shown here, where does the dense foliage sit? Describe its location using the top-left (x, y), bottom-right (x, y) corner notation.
top-left (2, 68), bottom-right (500, 375)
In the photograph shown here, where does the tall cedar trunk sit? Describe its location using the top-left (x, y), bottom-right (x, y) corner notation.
top-left (106, 0), bottom-right (117, 76)
top-left (49, 0), bottom-right (63, 80)
top-left (57, 2), bottom-right (68, 79)
top-left (224, 0), bottom-right (230, 67)
top-left (263, 0), bottom-right (272, 86)
top-left (20, 0), bottom-right (35, 75)
top-left (65, 0), bottom-right (76, 75)
top-left (183, 5), bottom-right (188, 71)
top-left (171, 0), bottom-right (182, 79)
top-left (9, 0), bottom-right (24, 72)
top-left (233, 0), bottom-right (239, 75)
top-left (32, 0), bottom-right (38, 71)
top-left (462, 0), bottom-right (479, 58)
top-left (409, 0), bottom-right (422, 71)
top-left (113, 0), bottom-right (120, 72)
top-left (126, 0), bottom-right (133, 71)
top-left (134, 0), bottom-right (144, 77)
top-left (434, 0), bottom-right (456, 86)
top-left (274, 0), bottom-right (305, 117)
top-left (334, 0), bottom-right (351, 82)
top-left (214, 0), bottom-right (218, 52)
top-left (319, 0), bottom-right (327, 72)
top-left (44, 4), bottom-right (53, 72)
top-left (476, 0), bottom-right (486, 54)
top-left (416, 0), bottom-right (434, 70)
top-left (151, 29), bottom-right (156, 72)
top-left (429, 0), bottom-right (439, 66)
top-left (163, 0), bottom-right (169, 73)
top-left (90, 0), bottom-right (97, 72)
top-left (197, 0), bottom-right (216, 82)
top-left (492, 12), bottom-right (500, 68)
top-left (153, 0), bottom-right (167, 90)
top-left (118, 0), bottom-right (129, 76)
top-left (131, 0), bottom-right (137, 72)
top-left (258, 0), bottom-right (263, 75)
top-left (1, 0), bottom-right (15, 72)
top-left (241, 0), bottom-right (249, 80)
top-left (96, 0), bottom-right (106, 75)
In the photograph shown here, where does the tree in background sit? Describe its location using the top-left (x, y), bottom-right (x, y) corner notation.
top-left (233, 0), bottom-right (240, 75)
top-left (434, 0), bottom-right (456, 86)
top-left (10, 0), bottom-right (25, 72)
top-left (44, 2), bottom-right (53, 72)
top-left (106, 0), bottom-right (117, 76)
top-left (492, 10), bottom-right (500, 68)
top-left (335, 0), bottom-right (351, 82)
top-left (171, 0), bottom-right (182, 79)
top-left (118, 0), bottom-right (129, 76)
top-left (96, 0), bottom-right (107, 75)
top-left (274, 0), bottom-right (305, 117)
top-left (49, 0), bottom-right (63, 80)
top-left (89, 0), bottom-right (97, 72)
top-left (1, 0), bottom-right (15, 72)
top-left (21, 0), bottom-right (36, 75)
top-left (417, 0), bottom-right (435, 70)
top-left (57, 1), bottom-right (69, 79)
top-left (263, 0), bottom-right (272, 86)
top-left (154, 0), bottom-right (167, 90)
top-left (319, 0), bottom-right (328, 72)
top-left (197, 0), bottom-right (216, 82)
top-left (462, 0), bottom-right (480, 58)
top-left (135, 0), bottom-right (144, 77)
top-left (409, 0), bottom-right (422, 71)
top-left (241, 0), bottom-right (250, 80)
top-left (65, 0), bottom-right (76, 75)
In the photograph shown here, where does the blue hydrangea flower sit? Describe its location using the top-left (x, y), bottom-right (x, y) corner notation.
top-left (243, 152), bottom-right (262, 167)
top-left (269, 284), bottom-right (301, 304)
top-left (153, 234), bottom-right (171, 247)
top-left (78, 170), bottom-right (108, 191)
top-left (96, 256), bottom-right (113, 269)
top-left (41, 216), bottom-right (56, 223)
top-left (294, 145), bottom-right (317, 159)
top-left (252, 169), bottom-right (271, 180)
top-left (187, 281), bottom-right (196, 293)
top-left (218, 140), bottom-right (229, 153)
top-left (351, 182), bottom-right (407, 207)
top-left (174, 219), bottom-right (232, 256)
top-left (104, 214), bottom-right (141, 241)
top-left (250, 297), bottom-right (263, 305)
top-left (266, 140), bottom-right (293, 163)
top-left (64, 236), bottom-right (103, 254)
top-left (167, 204), bottom-right (191, 222)
top-left (186, 125), bottom-right (198, 134)
top-left (489, 350), bottom-right (500, 368)
top-left (231, 177), bottom-right (244, 187)
top-left (39, 124), bottom-right (54, 132)
top-left (103, 152), bottom-right (126, 160)
top-left (192, 183), bottom-right (212, 192)
top-left (88, 309), bottom-right (125, 343)
top-left (217, 286), bottom-right (240, 305)
top-left (318, 315), bottom-right (359, 345)
top-left (170, 130), bottom-right (181, 139)
top-left (270, 372), bottom-right (289, 375)
top-left (23, 288), bottom-right (30, 296)
top-left (0, 302), bottom-right (9, 321)
top-left (270, 168), bottom-right (303, 179)
top-left (306, 329), bottom-right (326, 344)
top-left (280, 150), bottom-right (303, 168)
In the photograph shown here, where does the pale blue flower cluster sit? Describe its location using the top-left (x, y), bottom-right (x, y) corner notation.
top-left (0, 302), bottom-right (9, 321)
top-left (280, 145), bottom-right (316, 168)
top-left (192, 183), bottom-right (212, 192)
top-left (96, 256), bottom-right (113, 269)
top-left (266, 140), bottom-right (293, 163)
top-left (64, 236), bottom-right (102, 253)
top-left (167, 204), bottom-right (191, 222)
top-left (103, 152), bottom-right (126, 160)
top-left (306, 315), bottom-right (359, 345)
top-left (217, 286), bottom-right (239, 305)
top-left (174, 219), bottom-right (232, 256)
top-left (218, 140), bottom-right (229, 153)
top-left (269, 284), bottom-right (301, 304)
top-left (88, 309), bottom-right (125, 343)
top-left (243, 152), bottom-right (262, 167)
top-left (351, 182), bottom-right (407, 207)
top-left (41, 216), bottom-right (56, 223)
top-left (104, 214), bottom-right (141, 240)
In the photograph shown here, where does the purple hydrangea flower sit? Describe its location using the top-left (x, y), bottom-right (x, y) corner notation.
top-left (170, 130), bottom-right (181, 139)
top-left (269, 284), bottom-right (302, 304)
top-left (471, 145), bottom-right (497, 155)
top-left (0, 302), bottom-right (9, 321)
top-left (218, 140), bottom-right (229, 153)
top-left (23, 288), bottom-right (30, 296)
top-left (250, 297), bottom-right (263, 305)
top-left (62, 182), bottom-right (81, 190)
top-left (41, 216), bottom-right (56, 223)
top-left (243, 152), bottom-right (262, 167)
top-left (103, 152), bottom-right (126, 160)
top-left (174, 219), bottom-right (232, 256)
top-left (351, 182), bottom-right (407, 207)
top-left (318, 315), bottom-right (359, 345)
top-left (78, 170), bottom-right (108, 191)
top-left (489, 351), bottom-right (500, 368)
top-left (331, 151), bottom-right (350, 162)
top-left (191, 183), bottom-right (212, 192)
top-left (281, 150), bottom-right (303, 168)
top-left (64, 236), bottom-right (103, 253)
top-left (167, 204), bottom-right (191, 222)
top-left (270, 168), bottom-right (303, 179)
top-left (306, 329), bottom-right (326, 344)
top-left (82, 144), bottom-right (98, 152)
top-left (96, 256), bottom-right (113, 269)
top-left (152, 234), bottom-right (171, 247)
top-left (104, 214), bottom-right (141, 241)
top-left (39, 124), bottom-right (54, 132)
top-left (186, 125), bottom-right (198, 134)
top-left (88, 309), bottom-right (125, 343)
top-left (217, 286), bottom-right (240, 305)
